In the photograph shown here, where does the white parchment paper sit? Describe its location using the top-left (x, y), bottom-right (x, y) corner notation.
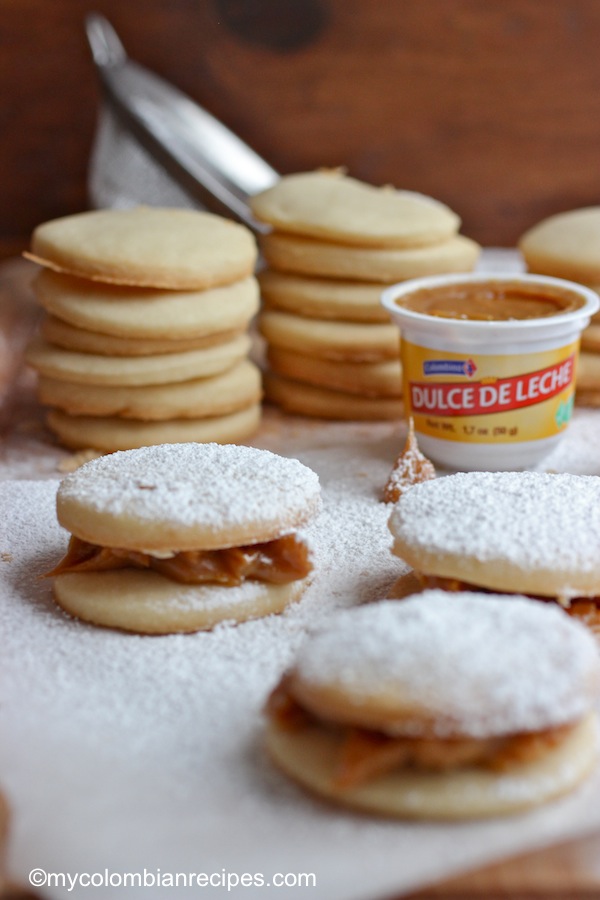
top-left (2, 409), bottom-right (600, 900)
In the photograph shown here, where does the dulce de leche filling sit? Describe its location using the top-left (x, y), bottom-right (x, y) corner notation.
top-left (48, 533), bottom-right (312, 587)
top-left (397, 280), bottom-right (584, 321)
top-left (415, 574), bottom-right (600, 630)
top-left (267, 680), bottom-right (575, 790)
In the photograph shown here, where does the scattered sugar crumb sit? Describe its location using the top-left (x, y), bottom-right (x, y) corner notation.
top-left (382, 418), bottom-right (436, 503)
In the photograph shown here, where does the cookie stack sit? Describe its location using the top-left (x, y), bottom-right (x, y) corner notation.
top-left (518, 208), bottom-right (600, 405)
top-left (24, 207), bottom-right (262, 451)
top-left (250, 170), bottom-right (481, 420)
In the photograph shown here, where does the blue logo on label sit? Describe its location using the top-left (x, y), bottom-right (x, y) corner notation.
top-left (423, 359), bottom-right (477, 377)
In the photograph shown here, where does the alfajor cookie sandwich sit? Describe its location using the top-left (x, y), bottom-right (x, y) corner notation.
top-left (47, 442), bottom-right (321, 634)
top-left (265, 592), bottom-right (600, 818)
top-left (388, 470), bottom-right (600, 632)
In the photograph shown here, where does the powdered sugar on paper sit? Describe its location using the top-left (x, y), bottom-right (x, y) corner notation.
top-left (2, 429), bottom-right (600, 899)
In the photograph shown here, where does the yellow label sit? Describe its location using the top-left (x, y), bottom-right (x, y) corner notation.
top-left (402, 340), bottom-right (579, 443)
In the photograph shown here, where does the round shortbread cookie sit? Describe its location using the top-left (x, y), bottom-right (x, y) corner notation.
top-left (41, 315), bottom-right (241, 357)
top-left (26, 207), bottom-right (257, 290)
top-left (261, 232), bottom-right (481, 283)
top-left (55, 441), bottom-right (321, 551)
top-left (266, 711), bottom-right (597, 820)
top-left (283, 594), bottom-right (598, 736)
top-left (258, 270), bottom-right (390, 323)
top-left (519, 207), bottom-right (600, 284)
top-left (581, 323), bottom-right (600, 352)
top-left (266, 593), bottom-right (599, 818)
top-left (37, 359), bottom-right (262, 419)
top-left (26, 334), bottom-right (251, 386)
top-left (576, 351), bottom-right (600, 389)
top-left (388, 471), bottom-right (600, 601)
top-left (575, 389), bottom-right (600, 408)
top-left (250, 170), bottom-right (461, 248)
top-left (35, 270), bottom-right (259, 339)
top-left (53, 569), bottom-right (307, 634)
top-left (267, 347), bottom-right (402, 397)
top-left (259, 310), bottom-right (400, 362)
top-left (47, 404), bottom-right (262, 452)
top-left (264, 372), bottom-right (403, 420)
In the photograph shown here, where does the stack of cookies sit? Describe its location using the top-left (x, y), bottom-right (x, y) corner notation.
top-left (518, 208), bottom-right (600, 405)
top-left (250, 170), bottom-right (481, 420)
top-left (24, 207), bottom-right (262, 451)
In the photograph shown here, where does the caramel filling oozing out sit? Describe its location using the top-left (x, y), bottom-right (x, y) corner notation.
top-left (416, 574), bottom-right (600, 630)
top-left (267, 681), bottom-right (575, 790)
top-left (48, 533), bottom-right (312, 587)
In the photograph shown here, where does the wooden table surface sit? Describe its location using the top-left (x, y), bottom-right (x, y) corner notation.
top-left (407, 831), bottom-right (600, 899)
top-left (3, 0), bottom-right (600, 251)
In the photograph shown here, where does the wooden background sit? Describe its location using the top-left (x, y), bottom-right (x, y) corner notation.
top-left (2, 0), bottom-right (600, 257)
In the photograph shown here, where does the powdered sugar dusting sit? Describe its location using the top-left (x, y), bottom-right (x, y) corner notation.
top-left (292, 591), bottom-right (600, 738)
top-left (57, 442), bottom-right (321, 538)
top-left (389, 471), bottom-right (600, 583)
top-left (2, 436), bottom-right (600, 897)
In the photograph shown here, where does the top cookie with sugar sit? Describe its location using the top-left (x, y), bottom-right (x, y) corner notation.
top-left (56, 442), bottom-right (321, 552)
top-left (250, 170), bottom-right (460, 248)
top-left (388, 471), bottom-right (600, 601)
top-left (285, 592), bottom-right (599, 739)
top-left (27, 207), bottom-right (257, 290)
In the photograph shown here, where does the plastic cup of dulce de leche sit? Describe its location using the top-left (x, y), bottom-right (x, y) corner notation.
top-left (381, 272), bottom-right (599, 471)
